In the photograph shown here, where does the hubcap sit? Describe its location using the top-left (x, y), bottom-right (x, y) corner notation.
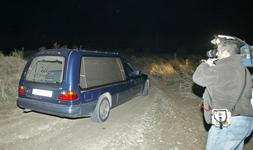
top-left (99, 99), bottom-right (110, 120)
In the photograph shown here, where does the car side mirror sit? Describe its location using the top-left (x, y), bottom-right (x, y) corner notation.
top-left (130, 70), bottom-right (141, 77)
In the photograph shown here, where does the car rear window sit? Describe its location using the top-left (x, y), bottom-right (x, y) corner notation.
top-left (80, 57), bottom-right (126, 89)
top-left (25, 56), bottom-right (65, 84)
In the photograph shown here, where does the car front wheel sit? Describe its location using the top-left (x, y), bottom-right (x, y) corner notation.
top-left (142, 79), bottom-right (150, 96)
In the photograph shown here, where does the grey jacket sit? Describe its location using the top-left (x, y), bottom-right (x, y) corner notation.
top-left (193, 55), bottom-right (253, 122)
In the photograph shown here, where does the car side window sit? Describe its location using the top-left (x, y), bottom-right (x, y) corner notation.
top-left (124, 63), bottom-right (134, 77)
top-left (80, 57), bottom-right (126, 89)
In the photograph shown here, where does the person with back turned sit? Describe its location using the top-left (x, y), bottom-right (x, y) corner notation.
top-left (192, 35), bottom-right (253, 150)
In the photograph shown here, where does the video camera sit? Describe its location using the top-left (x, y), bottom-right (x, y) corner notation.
top-left (206, 49), bottom-right (218, 58)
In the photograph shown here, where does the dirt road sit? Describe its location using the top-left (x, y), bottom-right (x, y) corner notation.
top-left (0, 78), bottom-right (252, 150)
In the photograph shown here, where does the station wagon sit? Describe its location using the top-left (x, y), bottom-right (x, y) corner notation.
top-left (17, 49), bottom-right (149, 122)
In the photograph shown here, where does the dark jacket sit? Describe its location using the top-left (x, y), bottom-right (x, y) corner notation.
top-left (193, 55), bottom-right (253, 123)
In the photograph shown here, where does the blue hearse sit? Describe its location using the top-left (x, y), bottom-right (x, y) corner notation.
top-left (17, 49), bottom-right (149, 122)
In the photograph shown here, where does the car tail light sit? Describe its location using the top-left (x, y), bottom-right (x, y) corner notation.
top-left (58, 91), bottom-right (78, 101)
top-left (19, 86), bottom-right (26, 95)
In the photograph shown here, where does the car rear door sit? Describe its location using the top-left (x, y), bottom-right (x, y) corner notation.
top-left (19, 56), bottom-right (66, 104)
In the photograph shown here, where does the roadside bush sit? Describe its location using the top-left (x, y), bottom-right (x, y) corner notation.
top-left (129, 54), bottom-right (199, 97)
top-left (129, 54), bottom-right (197, 77)
top-left (0, 51), bottom-right (26, 104)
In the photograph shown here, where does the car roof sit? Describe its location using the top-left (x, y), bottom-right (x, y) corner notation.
top-left (33, 48), bottom-right (120, 57)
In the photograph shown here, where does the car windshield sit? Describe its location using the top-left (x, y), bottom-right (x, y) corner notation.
top-left (25, 56), bottom-right (65, 84)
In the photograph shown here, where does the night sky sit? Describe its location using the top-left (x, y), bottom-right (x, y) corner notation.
top-left (0, 0), bottom-right (252, 54)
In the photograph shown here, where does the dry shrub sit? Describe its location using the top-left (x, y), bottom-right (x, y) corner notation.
top-left (11, 50), bottom-right (24, 58)
top-left (130, 55), bottom-right (195, 77)
top-left (129, 54), bottom-right (198, 95)
top-left (149, 62), bottom-right (176, 76)
top-left (179, 59), bottom-right (190, 72)
top-left (170, 57), bottom-right (195, 74)
top-left (128, 53), bottom-right (200, 99)
top-left (0, 51), bottom-right (26, 104)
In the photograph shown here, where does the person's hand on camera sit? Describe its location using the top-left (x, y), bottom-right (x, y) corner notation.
top-left (206, 58), bottom-right (217, 66)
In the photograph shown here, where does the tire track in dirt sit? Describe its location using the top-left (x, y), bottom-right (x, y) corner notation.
top-left (0, 78), bottom-right (252, 150)
top-left (0, 112), bottom-right (69, 148)
top-left (0, 81), bottom-right (159, 150)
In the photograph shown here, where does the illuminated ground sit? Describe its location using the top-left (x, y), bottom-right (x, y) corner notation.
top-left (0, 77), bottom-right (252, 150)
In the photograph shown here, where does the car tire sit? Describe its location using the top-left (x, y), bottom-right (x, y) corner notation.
top-left (91, 97), bottom-right (110, 123)
top-left (142, 79), bottom-right (150, 96)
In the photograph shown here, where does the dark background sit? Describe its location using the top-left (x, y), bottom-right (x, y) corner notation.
top-left (0, 0), bottom-right (252, 54)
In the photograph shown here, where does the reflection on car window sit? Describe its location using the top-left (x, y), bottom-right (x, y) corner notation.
top-left (241, 45), bottom-right (251, 59)
top-left (124, 63), bottom-right (134, 77)
top-left (80, 57), bottom-right (126, 89)
top-left (26, 56), bottom-right (65, 84)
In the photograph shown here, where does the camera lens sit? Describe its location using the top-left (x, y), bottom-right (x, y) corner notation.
top-left (206, 49), bottom-right (218, 58)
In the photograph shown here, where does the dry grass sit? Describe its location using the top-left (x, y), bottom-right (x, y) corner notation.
top-left (129, 54), bottom-right (199, 98)
top-left (149, 62), bottom-right (176, 76)
top-left (0, 51), bottom-right (26, 104)
top-left (130, 55), bottom-right (196, 77)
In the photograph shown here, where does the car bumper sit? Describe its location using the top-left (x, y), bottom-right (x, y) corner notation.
top-left (17, 97), bottom-right (96, 118)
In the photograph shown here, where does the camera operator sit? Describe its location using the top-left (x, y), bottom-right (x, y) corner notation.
top-left (193, 35), bottom-right (253, 150)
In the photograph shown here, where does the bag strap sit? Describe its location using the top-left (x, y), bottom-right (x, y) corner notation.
top-left (205, 88), bottom-right (213, 110)
top-left (232, 68), bottom-right (247, 112)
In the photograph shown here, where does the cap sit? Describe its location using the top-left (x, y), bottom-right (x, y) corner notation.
top-left (211, 35), bottom-right (245, 47)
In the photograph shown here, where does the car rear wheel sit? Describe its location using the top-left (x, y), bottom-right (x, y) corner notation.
top-left (91, 97), bottom-right (110, 123)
